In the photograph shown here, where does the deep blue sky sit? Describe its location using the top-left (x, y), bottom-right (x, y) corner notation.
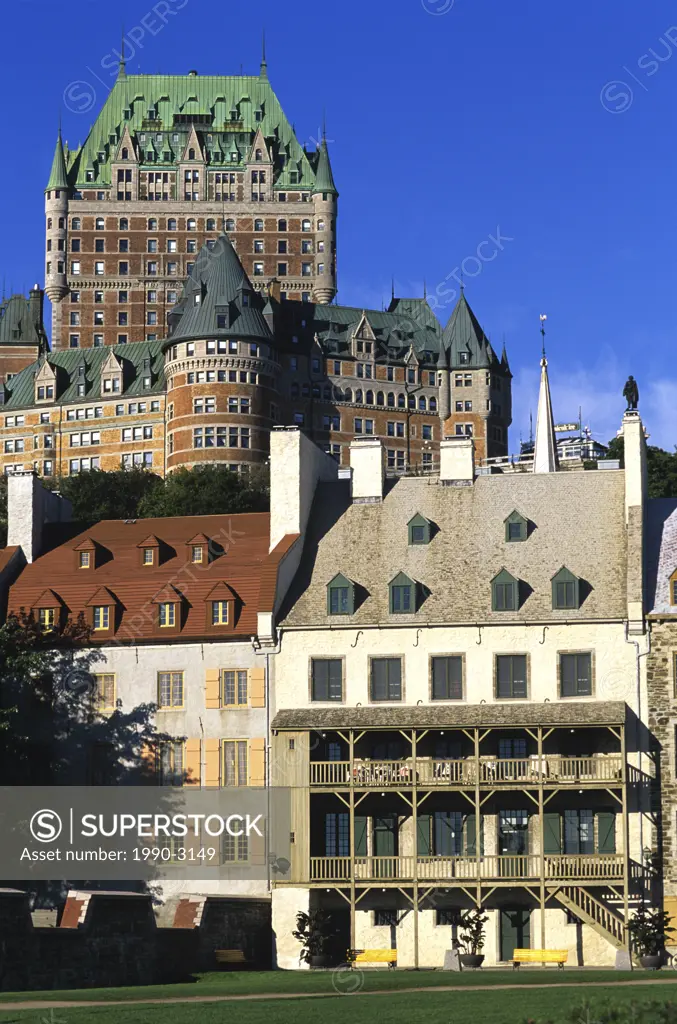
top-left (5, 0), bottom-right (677, 448)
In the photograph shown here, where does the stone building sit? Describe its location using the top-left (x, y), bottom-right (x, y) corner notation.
top-left (266, 379), bottom-right (651, 968)
top-left (44, 55), bottom-right (338, 353)
top-left (0, 235), bottom-right (512, 477)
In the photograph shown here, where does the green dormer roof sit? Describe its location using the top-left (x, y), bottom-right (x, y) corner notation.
top-left (46, 130), bottom-right (68, 191)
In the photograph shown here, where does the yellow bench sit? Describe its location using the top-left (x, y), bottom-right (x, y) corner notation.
top-left (512, 949), bottom-right (568, 969)
top-left (348, 948), bottom-right (397, 968)
top-left (215, 949), bottom-right (252, 968)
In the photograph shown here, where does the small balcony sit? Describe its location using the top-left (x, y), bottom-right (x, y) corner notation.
top-left (309, 755), bottom-right (625, 789)
top-left (309, 853), bottom-right (625, 884)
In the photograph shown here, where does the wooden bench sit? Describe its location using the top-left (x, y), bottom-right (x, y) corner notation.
top-left (215, 949), bottom-right (252, 969)
top-left (512, 949), bottom-right (568, 969)
top-left (347, 948), bottom-right (397, 968)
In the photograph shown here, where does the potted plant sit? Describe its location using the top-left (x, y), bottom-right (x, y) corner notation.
top-left (458, 908), bottom-right (488, 968)
top-left (292, 909), bottom-right (338, 968)
top-left (627, 905), bottom-right (675, 970)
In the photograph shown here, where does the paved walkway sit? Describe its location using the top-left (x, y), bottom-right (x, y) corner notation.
top-left (1, 977), bottom-right (677, 1012)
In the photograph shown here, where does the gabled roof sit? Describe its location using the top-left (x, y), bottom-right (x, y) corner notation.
top-left (85, 586), bottom-right (118, 607)
top-left (167, 234), bottom-right (272, 343)
top-left (443, 291), bottom-right (502, 371)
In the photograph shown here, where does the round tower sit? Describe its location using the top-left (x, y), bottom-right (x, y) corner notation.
top-left (44, 130), bottom-right (69, 345)
top-left (163, 235), bottom-right (280, 474)
top-left (311, 137), bottom-right (338, 304)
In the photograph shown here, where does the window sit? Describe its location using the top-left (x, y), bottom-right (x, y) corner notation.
top-left (160, 741), bottom-right (184, 786)
top-left (505, 510), bottom-right (528, 543)
top-left (492, 569), bottom-right (518, 611)
top-left (223, 740), bottom-right (248, 787)
top-left (191, 545), bottom-right (204, 564)
top-left (311, 659), bottom-right (343, 702)
top-left (390, 573), bottom-right (415, 614)
top-left (212, 601), bottom-right (229, 625)
top-left (158, 671), bottom-right (183, 707)
top-left (552, 567), bottom-right (580, 610)
top-left (327, 574), bottom-right (354, 615)
top-left (370, 658), bottom-right (402, 701)
top-left (374, 911), bottom-right (398, 927)
top-left (408, 513), bottom-right (431, 545)
top-left (431, 656), bottom-right (463, 700)
top-left (142, 548), bottom-right (155, 565)
top-left (93, 606), bottom-right (110, 631)
top-left (159, 603), bottom-right (176, 627)
top-left (79, 551), bottom-right (91, 569)
top-left (496, 654), bottom-right (528, 699)
top-left (222, 670), bottom-right (247, 706)
top-left (38, 608), bottom-right (55, 630)
top-left (96, 673), bottom-right (116, 711)
top-left (560, 652), bottom-right (592, 697)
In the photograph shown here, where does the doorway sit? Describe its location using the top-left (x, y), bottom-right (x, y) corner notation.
top-left (500, 907), bottom-right (531, 961)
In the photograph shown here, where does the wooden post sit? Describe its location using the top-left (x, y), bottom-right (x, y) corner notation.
top-left (538, 726), bottom-right (546, 954)
top-left (412, 727), bottom-right (419, 969)
top-left (349, 728), bottom-right (356, 952)
top-left (620, 723), bottom-right (630, 954)
top-left (475, 727), bottom-right (481, 909)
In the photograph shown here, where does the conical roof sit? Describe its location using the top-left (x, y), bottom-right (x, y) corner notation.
top-left (442, 291), bottom-right (499, 370)
top-left (312, 138), bottom-right (338, 196)
top-left (167, 234), bottom-right (273, 344)
top-left (533, 357), bottom-right (558, 474)
top-left (46, 130), bottom-right (68, 191)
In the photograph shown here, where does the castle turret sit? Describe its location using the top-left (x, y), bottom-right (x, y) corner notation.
top-left (44, 129), bottom-right (69, 341)
top-left (312, 135), bottom-right (338, 304)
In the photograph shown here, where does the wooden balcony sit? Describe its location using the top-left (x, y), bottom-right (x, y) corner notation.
top-left (309, 755), bottom-right (624, 789)
top-left (309, 853), bottom-right (625, 884)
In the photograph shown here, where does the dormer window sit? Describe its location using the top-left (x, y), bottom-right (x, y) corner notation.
top-left (93, 606), bottom-right (109, 630)
top-left (390, 572), bottom-right (416, 614)
top-left (212, 601), bottom-right (229, 625)
top-left (408, 513), bottom-right (432, 546)
top-left (255, 149), bottom-right (262, 162)
top-left (552, 567), bottom-right (581, 610)
top-left (143, 548), bottom-right (154, 565)
top-left (492, 569), bottom-right (519, 611)
top-left (39, 608), bottom-right (55, 630)
top-left (192, 545), bottom-right (203, 563)
top-left (505, 510), bottom-right (528, 543)
top-left (122, 148), bottom-right (128, 160)
top-left (159, 603), bottom-right (175, 627)
top-left (79, 551), bottom-right (90, 568)
top-left (327, 573), bottom-right (355, 615)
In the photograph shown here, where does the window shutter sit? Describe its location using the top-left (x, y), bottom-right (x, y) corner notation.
top-left (543, 812), bottom-right (561, 854)
top-left (205, 739), bottom-right (221, 787)
top-left (249, 667), bottom-right (265, 708)
top-left (560, 655), bottom-right (576, 697)
top-left (416, 814), bottom-right (432, 856)
top-left (205, 668), bottom-right (221, 709)
top-left (354, 816), bottom-right (368, 856)
top-left (388, 659), bottom-right (402, 700)
top-left (328, 660), bottom-right (343, 700)
top-left (248, 738), bottom-right (266, 787)
top-left (140, 740), bottom-right (157, 782)
top-left (184, 738), bottom-right (201, 787)
top-left (596, 812), bottom-right (616, 854)
top-left (249, 817), bottom-right (266, 865)
top-left (371, 660), bottom-right (386, 701)
top-left (465, 813), bottom-right (476, 855)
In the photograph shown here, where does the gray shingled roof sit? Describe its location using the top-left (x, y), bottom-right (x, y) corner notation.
top-left (645, 497), bottom-right (677, 614)
top-left (272, 702), bottom-right (628, 730)
top-left (280, 470), bottom-right (628, 627)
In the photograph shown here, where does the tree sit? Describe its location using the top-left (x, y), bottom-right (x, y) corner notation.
top-left (55, 468), bottom-right (163, 522)
top-left (137, 464), bottom-right (269, 518)
top-left (606, 437), bottom-right (677, 499)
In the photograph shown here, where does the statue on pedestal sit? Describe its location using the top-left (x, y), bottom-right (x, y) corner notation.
top-left (623, 375), bottom-right (639, 411)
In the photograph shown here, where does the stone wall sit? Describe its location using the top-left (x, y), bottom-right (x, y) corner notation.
top-left (647, 619), bottom-right (676, 896)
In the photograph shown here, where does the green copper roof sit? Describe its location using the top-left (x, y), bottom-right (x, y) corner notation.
top-left (3, 341), bottom-right (164, 411)
top-left (167, 234), bottom-right (272, 343)
top-left (46, 131), bottom-right (68, 191)
top-left (312, 138), bottom-right (338, 195)
top-left (442, 291), bottom-right (501, 371)
top-left (0, 294), bottom-right (45, 348)
top-left (68, 72), bottom-right (318, 191)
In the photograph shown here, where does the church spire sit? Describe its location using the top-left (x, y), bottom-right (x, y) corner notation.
top-left (532, 315), bottom-right (558, 474)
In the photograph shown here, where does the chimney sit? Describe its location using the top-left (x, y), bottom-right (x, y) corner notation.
top-left (622, 411), bottom-right (647, 635)
top-left (269, 427), bottom-right (339, 552)
top-left (7, 473), bottom-right (72, 563)
top-left (349, 437), bottom-right (384, 503)
top-left (29, 285), bottom-right (43, 329)
top-left (439, 437), bottom-right (475, 484)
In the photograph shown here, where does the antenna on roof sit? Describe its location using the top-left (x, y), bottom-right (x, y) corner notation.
top-left (119, 24), bottom-right (127, 78)
top-left (423, 279), bottom-right (427, 300)
top-left (260, 30), bottom-right (268, 79)
top-left (391, 276), bottom-right (395, 302)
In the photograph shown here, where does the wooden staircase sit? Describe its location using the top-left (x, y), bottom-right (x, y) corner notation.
top-left (549, 885), bottom-right (627, 950)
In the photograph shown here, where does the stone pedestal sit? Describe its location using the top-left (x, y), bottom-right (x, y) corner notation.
top-left (443, 949), bottom-right (462, 971)
top-left (615, 950), bottom-right (633, 970)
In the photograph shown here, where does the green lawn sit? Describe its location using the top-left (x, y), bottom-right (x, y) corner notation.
top-left (0, 968), bottom-right (669, 1004)
top-left (1, 984), bottom-right (677, 1024)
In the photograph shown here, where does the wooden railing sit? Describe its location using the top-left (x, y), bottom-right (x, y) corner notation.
top-left (559, 886), bottom-right (627, 946)
top-left (309, 755), bottom-right (625, 788)
top-left (309, 854), bottom-right (625, 883)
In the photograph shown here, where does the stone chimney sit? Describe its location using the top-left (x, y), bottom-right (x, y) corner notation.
top-left (29, 285), bottom-right (43, 330)
top-left (622, 411), bottom-right (647, 634)
top-left (7, 473), bottom-right (72, 563)
top-left (349, 437), bottom-right (384, 503)
top-left (439, 437), bottom-right (475, 484)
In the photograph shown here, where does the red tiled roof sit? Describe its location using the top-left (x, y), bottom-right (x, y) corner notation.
top-left (8, 513), bottom-right (287, 644)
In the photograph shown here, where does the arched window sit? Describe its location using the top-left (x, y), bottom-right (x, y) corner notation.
top-left (344, 388), bottom-right (353, 403)
top-left (429, 397), bottom-right (437, 412)
top-left (302, 219), bottom-right (311, 232)
top-left (408, 394), bottom-right (416, 409)
top-left (168, 218), bottom-right (177, 230)
top-left (187, 218), bottom-right (196, 231)
top-left (366, 390), bottom-right (374, 405)
top-left (255, 149), bottom-right (263, 162)
top-left (418, 396), bottom-right (427, 411)
top-left (377, 391), bottom-right (384, 406)
top-left (387, 392), bottom-right (395, 408)
top-left (397, 393), bottom-right (405, 409)
top-left (278, 219), bottom-right (287, 232)
top-left (206, 218), bottom-right (216, 231)
top-left (96, 218), bottom-right (105, 230)
top-left (122, 147), bottom-right (128, 160)
top-left (188, 148), bottom-right (195, 159)
top-left (356, 389), bottom-right (363, 404)
top-left (225, 218), bottom-right (235, 232)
